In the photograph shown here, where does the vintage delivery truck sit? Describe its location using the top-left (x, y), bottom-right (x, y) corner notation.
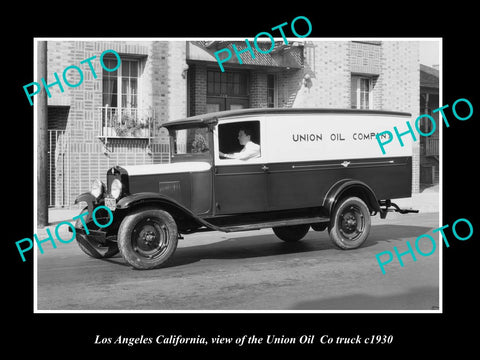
top-left (74, 108), bottom-right (418, 269)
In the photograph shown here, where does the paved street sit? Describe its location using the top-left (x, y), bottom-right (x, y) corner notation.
top-left (36, 211), bottom-right (440, 311)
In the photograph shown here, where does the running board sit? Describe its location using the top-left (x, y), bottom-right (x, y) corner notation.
top-left (217, 216), bottom-right (330, 233)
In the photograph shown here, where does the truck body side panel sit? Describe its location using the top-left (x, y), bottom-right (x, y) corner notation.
top-left (266, 156), bottom-right (411, 211)
top-left (213, 111), bottom-right (412, 215)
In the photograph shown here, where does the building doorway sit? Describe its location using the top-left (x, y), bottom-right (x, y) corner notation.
top-left (206, 70), bottom-right (249, 113)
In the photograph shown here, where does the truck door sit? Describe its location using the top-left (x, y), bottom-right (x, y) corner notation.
top-left (213, 119), bottom-right (268, 215)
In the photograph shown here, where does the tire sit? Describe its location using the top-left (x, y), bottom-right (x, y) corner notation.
top-left (75, 210), bottom-right (119, 259)
top-left (273, 224), bottom-right (310, 242)
top-left (328, 196), bottom-right (371, 249)
top-left (118, 208), bottom-right (178, 269)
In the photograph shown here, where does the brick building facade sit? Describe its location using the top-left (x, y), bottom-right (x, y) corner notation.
top-left (45, 39), bottom-right (420, 207)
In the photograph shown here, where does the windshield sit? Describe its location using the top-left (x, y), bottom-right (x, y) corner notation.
top-left (171, 127), bottom-right (210, 155)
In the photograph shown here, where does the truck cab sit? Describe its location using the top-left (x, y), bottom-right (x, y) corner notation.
top-left (74, 108), bottom-right (418, 269)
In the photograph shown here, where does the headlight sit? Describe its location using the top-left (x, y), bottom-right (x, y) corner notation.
top-left (111, 179), bottom-right (122, 199)
top-left (90, 179), bottom-right (105, 199)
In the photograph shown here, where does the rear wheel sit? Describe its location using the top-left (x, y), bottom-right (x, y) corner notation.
top-left (328, 196), bottom-right (371, 249)
top-left (273, 224), bottom-right (310, 242)
top-left (118, 208), bottom-right (178, 269)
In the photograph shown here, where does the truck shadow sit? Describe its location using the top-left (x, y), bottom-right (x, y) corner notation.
top-left (103, 223), bottom-right (434, 269)
top-left (289, 285), bottom-right (440, 310)
top-left (163, 223), bottom-right (434, 269)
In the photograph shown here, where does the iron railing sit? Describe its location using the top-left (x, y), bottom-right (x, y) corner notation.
top-left (100, 106), bottom-right (156, 138)
top-left (48, 129), bottom-right (70, 207)
top-left (425, 136), bottom-right (439, 156)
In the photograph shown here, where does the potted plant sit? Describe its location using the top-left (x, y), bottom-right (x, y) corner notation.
top-left (114, 112), bottom-right (138, 137)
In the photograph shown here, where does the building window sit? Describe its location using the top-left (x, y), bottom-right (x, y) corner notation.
top-left (206, 70), bottom-right (249, 112)
top-left (207, 70), bottom-right (248, 97)
top-left (102, 58), bottom-right (140, 109)
top-left (100, 56), bottom-right (154, 138)
top-left (267, 74), bottom-right (277, 108)
top-left (351, 75), bottom-right (374, 109)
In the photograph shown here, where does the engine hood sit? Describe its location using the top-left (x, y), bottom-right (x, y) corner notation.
top-left (120, 162), bottom-right (211, 176)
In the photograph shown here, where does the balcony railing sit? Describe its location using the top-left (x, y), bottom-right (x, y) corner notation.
top-left (100, 106), bottom-right (156, 138)
top-left (425, 136), bottom-right (439, 156)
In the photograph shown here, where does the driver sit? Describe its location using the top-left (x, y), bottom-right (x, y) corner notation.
top-left (219, 128), bottom-right (260, 160)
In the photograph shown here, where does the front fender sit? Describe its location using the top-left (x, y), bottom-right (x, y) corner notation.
top-left (74, 192), bottom-right (97, 221)
top-left (116, 192), bottom-right (186, 210)
top-left (115, 192), bottom-right (220, 232)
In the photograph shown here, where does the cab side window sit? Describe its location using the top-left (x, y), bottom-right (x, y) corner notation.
top-left (218, 121), bottom-right (261, 161)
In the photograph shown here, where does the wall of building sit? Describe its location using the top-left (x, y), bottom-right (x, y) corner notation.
top-left (249, 71), bottom-right (268, 108)
top-left (276, 40), bottom-right (420, 193)
top-left (167, 42), bottom-right (188, 124)
top-left (288, 41), bottom-right (350, 108)
top-left (190, 64), bottom-right (207, 116)
top-left (46, 39), bottom-right (420, 207)
top-left (46, 41), bottom-right (186, 206)
top-left (379, 41), bottom-right (420, 193)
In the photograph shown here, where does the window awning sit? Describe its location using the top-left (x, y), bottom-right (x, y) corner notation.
top-left (187, 41), bottom-right (304, 69)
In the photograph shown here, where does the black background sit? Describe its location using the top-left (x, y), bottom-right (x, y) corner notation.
top-left (6, 4), bottom-right (478, 356)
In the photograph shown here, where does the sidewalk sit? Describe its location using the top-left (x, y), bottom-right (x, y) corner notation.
top-left (46, 207), bottom-right (82, 226)
top-left (40, 185), bottom-right (440, 230)
top-left (393, 184), bottom-right (440, 214)
top-left (35, 207), bottom-right (81, 239)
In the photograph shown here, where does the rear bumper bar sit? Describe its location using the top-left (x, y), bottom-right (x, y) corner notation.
top-left (378, 199), bottom-right (419, 219)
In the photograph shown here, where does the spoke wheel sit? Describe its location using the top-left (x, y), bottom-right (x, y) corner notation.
top-left (338, 205), bottom-right (365, 241)
top-left (132, 219), bottom-right (170, 260)
top-left (328, 197), bottom-right (371, 249)
top-left (118, 208), bottom-right (178, 269)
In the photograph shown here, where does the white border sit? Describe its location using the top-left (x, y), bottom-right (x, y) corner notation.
top-left (33, 40), bottom-right (38, 312)
top-left (438, 37), bottom-right (443, 313)
top-left (33, 37), bottom-right (442, 314)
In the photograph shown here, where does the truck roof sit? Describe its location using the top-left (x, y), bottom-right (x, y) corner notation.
top-left (163, 107), bottom-right (411, 129)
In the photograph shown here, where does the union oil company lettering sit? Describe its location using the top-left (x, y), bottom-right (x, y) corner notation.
top-left (291, 133), bottom-right (345, 142)
top-left (291, 132), bottom-right (388, 142)
top-left (353, 132), bottom-right (390, 140)
top-left (292, 133), bottom-right (323, 142)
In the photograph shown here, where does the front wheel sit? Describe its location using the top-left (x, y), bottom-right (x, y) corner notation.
top-left (118, 208), bottom-right (178, 269)
top-left (328, 197), bottom-right (371, 249)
